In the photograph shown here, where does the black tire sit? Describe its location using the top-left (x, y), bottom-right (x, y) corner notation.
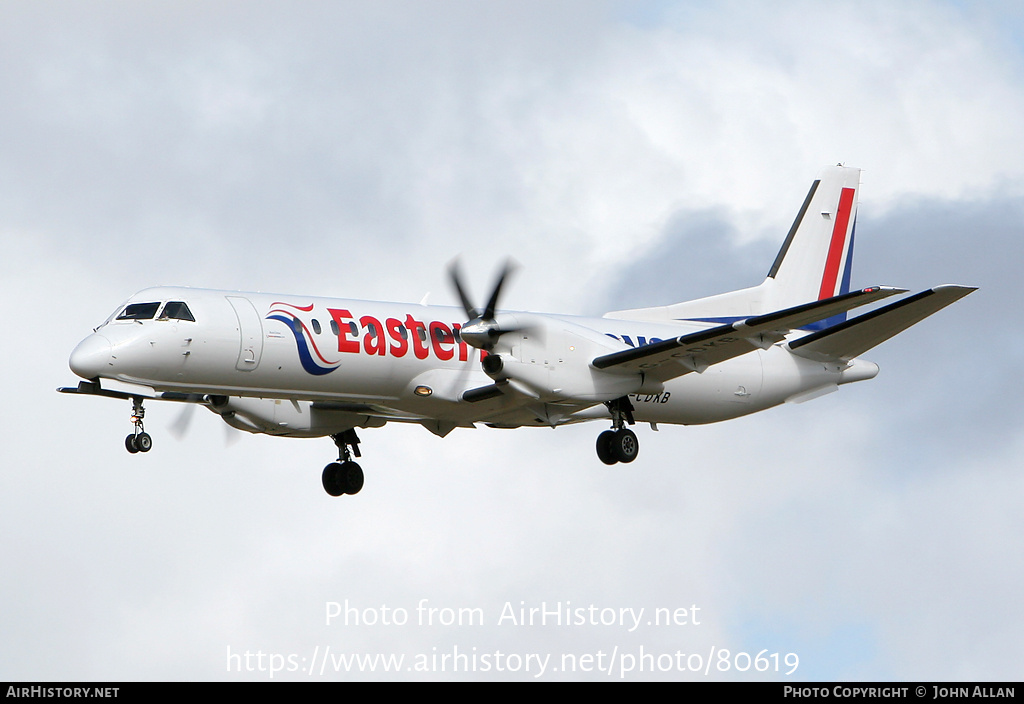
top-left (125, 434), bottom-right (139, 454)
top-left (135, 432), bottom-right (153, 453)
top-left (322, 463), bottom-right (345, 497)
top-left (611, 428), bottom-right (639, 464)
top-left (596, 430), bottom-right (618, 465)
top-left (341, 461), bottom-right (364, 495)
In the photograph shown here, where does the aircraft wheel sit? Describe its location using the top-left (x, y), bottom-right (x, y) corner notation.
top-left (611, 428), bottom-right (639, 464)
top-left (322, 462), bottom-right (345, 497)
top-left (125, 434), bottom-right (139, 454)
top-left (135, 432), bottom-right (153, 453)
top-left (341, 461), bottom-right (364, 495)
top-left (596, 430), bottom-right (618, 465)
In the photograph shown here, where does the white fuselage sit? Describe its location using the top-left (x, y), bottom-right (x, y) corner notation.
top-left (69, 286), bottom-right (873, 437)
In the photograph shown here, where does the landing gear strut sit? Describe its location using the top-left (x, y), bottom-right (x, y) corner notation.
top-left (596, 397), bottom-right (638, 465)
top-left (124, 396), bottom-right (153, 454)
top-left (322, 429), bottom-right (364, 496)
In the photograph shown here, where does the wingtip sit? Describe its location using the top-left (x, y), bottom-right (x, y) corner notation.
top-left (863, 285), bottom-right (909, 296)
top-left (932, 284), bottom-right (978, 292)
top-left (930, 284), bottom-right (979, 299)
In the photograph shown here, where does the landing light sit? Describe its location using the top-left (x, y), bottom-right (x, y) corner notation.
top-left (414, 385), bottom-right (433, 397)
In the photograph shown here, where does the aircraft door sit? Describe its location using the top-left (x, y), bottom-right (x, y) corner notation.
top-left (226, 296), bottom-right (264, 371)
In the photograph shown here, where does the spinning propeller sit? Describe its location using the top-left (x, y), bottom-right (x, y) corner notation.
top-left (449, 259), bottom-right (519, 349)
top-left (166, 393), bottom-right (240, 446)
top-left (448, 258), bottom-right (520, 377)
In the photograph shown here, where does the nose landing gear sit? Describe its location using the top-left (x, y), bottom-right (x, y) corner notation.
top-left (322, 429), bottom-right (364, 496)
top-left (125, 397), bottom-right (153, 454)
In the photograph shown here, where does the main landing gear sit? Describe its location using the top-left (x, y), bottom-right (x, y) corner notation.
top-left (124, 397), bottom-right (153, 454)
top-left (322, 429), bottom-right (365, 497)
top-left (596, 397), bottom-right (639, 465)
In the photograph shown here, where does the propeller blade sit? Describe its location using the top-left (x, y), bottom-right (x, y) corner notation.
top-left (482, 260), bottom-right (516, 321)
top-left (225, 423), bottom-right (241, 447)
top-left (447, 259), bottom-right (478, 320)
top-left (168, 403), bottom-right (196, 440)
top-left (448, 258), bottom-right (519, 351)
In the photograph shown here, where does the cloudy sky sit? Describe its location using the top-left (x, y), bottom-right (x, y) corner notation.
top-left (2, 0), bottom-right (1021, 681)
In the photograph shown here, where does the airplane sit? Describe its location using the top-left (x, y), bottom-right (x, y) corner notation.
top-left (60, 165), bottom-right (975, 497)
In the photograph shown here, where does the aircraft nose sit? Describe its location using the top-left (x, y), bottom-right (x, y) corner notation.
top-left (69, 334), bottom-right (112, 379)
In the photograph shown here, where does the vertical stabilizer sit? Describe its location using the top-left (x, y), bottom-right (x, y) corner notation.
top-left (604, 165), bottom-right (862, 325)
top-left (765, 165), bottom-right (860, 323)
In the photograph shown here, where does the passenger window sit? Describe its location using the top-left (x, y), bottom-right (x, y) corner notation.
top-left (116, 302), bottom-right (160, 320)
top-left (312, 319), bottom-right (322, 335)
top-left (160, 301), bottom-right (195, 322)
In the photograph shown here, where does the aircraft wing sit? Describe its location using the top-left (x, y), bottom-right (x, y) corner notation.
top-left (58, 379), bottom-right (204, 403)
top-left (786, 284), bottom-right (976, 362)
top-left (591, 286), bottom-right (905, 382)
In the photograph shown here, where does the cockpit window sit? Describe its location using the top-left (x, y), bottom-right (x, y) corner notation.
top-left (160, 301), bottom-right (195, 322)
top-left (116, 302), bottom-right (161, 320)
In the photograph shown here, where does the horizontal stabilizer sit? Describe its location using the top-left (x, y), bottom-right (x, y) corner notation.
top-left (592, 285), bottom-right (903, 382)
top-left (787, 285), bottom-right (977, 362)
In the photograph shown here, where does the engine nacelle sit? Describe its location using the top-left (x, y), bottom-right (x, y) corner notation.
top-left (491, 314), bottom-right (659, 403)
top-left (205, 396), bottom-right (382, 438)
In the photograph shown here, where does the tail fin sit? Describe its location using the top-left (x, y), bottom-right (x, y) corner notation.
top-left (764, 165), bottom-right (860, 326)
top-left (605, 165), bottom-right (862, 324)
